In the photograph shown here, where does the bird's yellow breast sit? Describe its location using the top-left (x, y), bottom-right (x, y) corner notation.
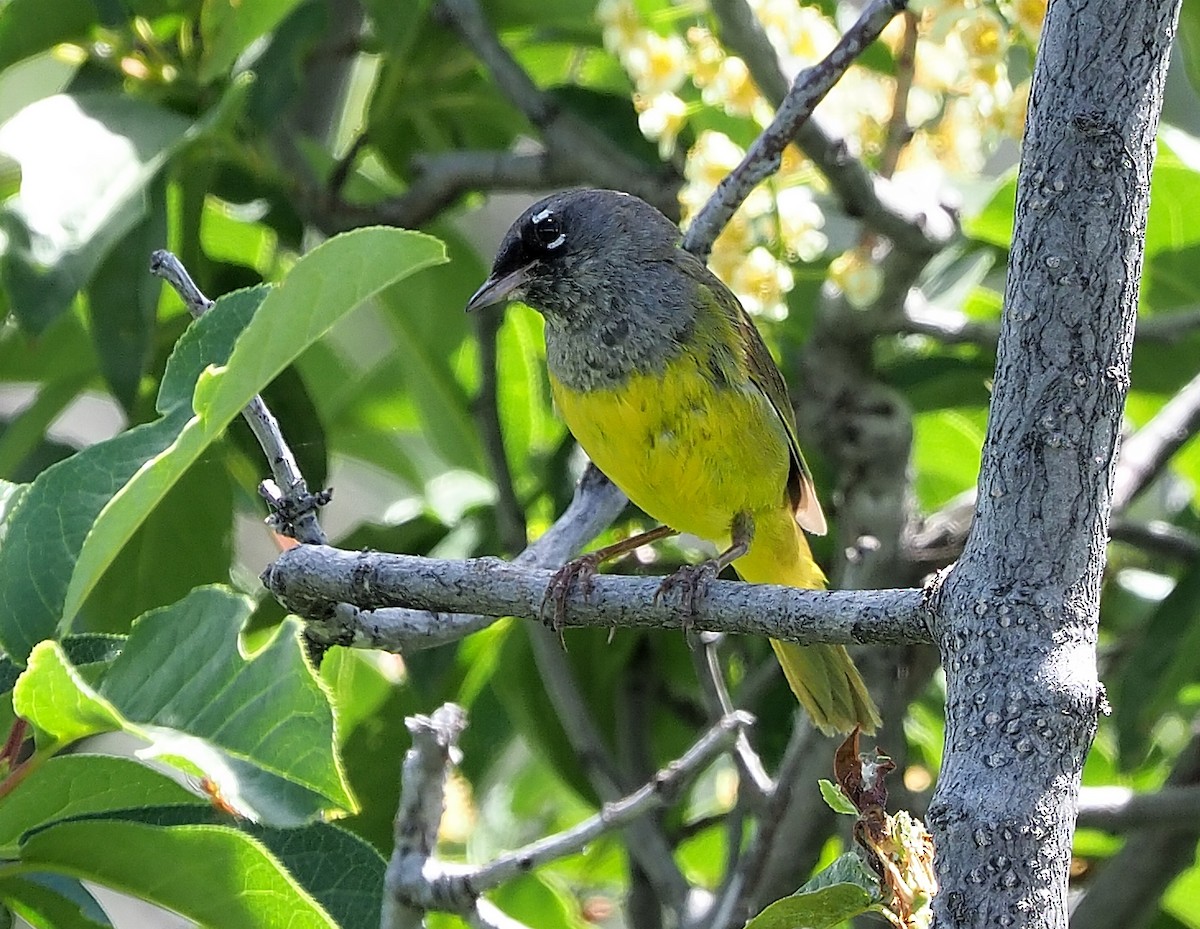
top-left (549, 353), bottom-right (792, 545)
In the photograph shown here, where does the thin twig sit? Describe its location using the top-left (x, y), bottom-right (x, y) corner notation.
top-left (879, 10), bottom-right (918, 179)
top-left (471, 309), bottom-right (527, 554)
top-left (683, 0), bottom-right (908, 258)
top-left (1111, 370), bottom-right (1200, 511)
top-left (148, 250), bottom-right (330, 548)
top-left (704, 0), bottom-right (953, 259)
top-left (1109, 519), bottom-right (1200, 561)
top-left (1076, 784), bottom-right (1200, 832)
top-left (433, 712), bottom-right (750, 896)
top-left (706, 715), bottom-right (822, 929)
top-left (691, 634), bottom-right (773, 805)
top-left (261, 543), bottom-right (933, 646)
top-left (434, 0), bottom-right (680, 216)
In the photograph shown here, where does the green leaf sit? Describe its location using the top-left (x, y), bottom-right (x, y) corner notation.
top-left (0, 93), bottom-right (192, 333)
top-left (99, 586), bottom-right (355, 824)
top-left (817, 778), bottom-right (859, 816)
top-left (64, 228), bottom-right (446, 623)
top-left (19, 820), bottom-right (337, 929)
top-left (0, 0), bottom-right (97, 73)
top-left (12, 641), bottom-right (124, 750)
top-left (76, 453), bottom-right (233, 635)
top-left (746, 853), bottom-right (883, 929)
top-left (0, 874), bottom-right (111, 929)
top-left (1178, 0), bottom-right (1200, 98)
top-left (85, 178), bottom-right (167, 412)
top-left (1113, 561), bottom-right (1200, 764)
top-left (247, 823), bottom-right (385, 929)
top-left (0, 287), bottom-right (262, 661)
top-left (12, 587), bottom-right (353, 825)
top-left (0, 755), bottom-right (197, 856)
top-left (199, 0), bottom-right (305, 83)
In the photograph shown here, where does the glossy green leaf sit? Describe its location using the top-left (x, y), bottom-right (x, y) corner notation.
top-left (247, 823), bottom-right (385, 929)
top-left (12, 586), bottom-right (353, 825)
top-left (200, 0), bottom-right (305, 82)
top-left (1113, 562), bottom-right (1200, 764)
top-left (12, 641), bottom-right (125, 749)
top-left (817, 778), bottom-right (858, 816)
top-left (745, 853), bottom-right (884, 929)
top-left (85, 179), bottom-right (167, 412)
top-left (63, 228), bottom-right (446, 623)
top-left (0, 287), bottom-right (262, 661)
top-left (19, 820), bottom-right (337, 929)
top-left (0, 874), bottom-right (110, 929)
top-left (99, 586), bottom-right (355, 823)
top-left (0, 755), bottom-right (197, 856)
top-left (0, 0), bottom-right (96, 73)
top-left (0, 93), bottom-right (191, 333)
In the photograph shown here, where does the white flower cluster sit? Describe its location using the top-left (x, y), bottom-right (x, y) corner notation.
top-left (598, 0), bottom-right (1045, 315)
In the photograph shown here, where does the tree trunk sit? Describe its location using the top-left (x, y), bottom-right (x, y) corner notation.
top-left (927, 1), bottom-right (1181, 927)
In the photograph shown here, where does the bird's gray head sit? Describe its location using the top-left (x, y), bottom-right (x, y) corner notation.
top-left (465, 189), bottom-right (681, 325)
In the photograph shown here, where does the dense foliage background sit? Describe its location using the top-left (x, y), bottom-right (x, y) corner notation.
top-left (2, 0), bottom-right (1200, 926)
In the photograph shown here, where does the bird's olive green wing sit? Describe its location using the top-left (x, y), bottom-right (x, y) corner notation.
top-left (682, 256), bottom-right (828, 535)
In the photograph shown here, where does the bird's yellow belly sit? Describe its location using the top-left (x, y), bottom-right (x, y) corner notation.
top-left (549, 357), bottom-right (792, 544)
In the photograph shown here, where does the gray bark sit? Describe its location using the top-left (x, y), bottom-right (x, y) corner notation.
top-left (927, 2), bottom-right (1181, 927)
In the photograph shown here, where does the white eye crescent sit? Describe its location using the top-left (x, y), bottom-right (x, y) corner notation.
top-left (530, 209), bottom-right (566, 251)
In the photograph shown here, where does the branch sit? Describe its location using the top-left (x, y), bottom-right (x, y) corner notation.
top-left (303, 465), bottom-right (627, 652)
top-left (384, 706), bottom-right (746, 920)
top-left (1109, 518), bottom-right (1200, 561)
top-left (313, 151), bottom-right (590, 234)
top-left (878, 10), bottom-right (918, 179)
top-left (892, 298), bottom-right (1200, 348)
top-left (471, 309), bottom-right (526, 554)
top-left (433, 0), bottom-right (680, 217)
top-left (1069, 723), bottom-right (1200, 929)
top-left (149, 251), bottom-right (332, 547)
top-left (382, 703), bottom-right (469, 929)
top-left (436, 712), bottom-right (749, 897)
top-left (683, 0), bottom-right (910, 258)
top-left (706, 0), bottom-right (955, 258)
top-left (260, 544), bottom-right (933, 646)
top-left (1076, 784), bottom-right (1200, 832)
top-left (1111, 369), bottom-right (1200, 511)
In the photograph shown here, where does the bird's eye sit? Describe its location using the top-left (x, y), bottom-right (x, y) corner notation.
top-left (528, 209), bottom-right (566, 252)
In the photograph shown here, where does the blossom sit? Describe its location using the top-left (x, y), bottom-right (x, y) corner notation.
top-left (622, 30), bottom-right (689, 96)
top-left (636, 92), bottom-right (688, 158)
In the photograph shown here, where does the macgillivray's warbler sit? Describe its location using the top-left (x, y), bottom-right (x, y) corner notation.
top-left (467, 188), bottom-right (879, 735)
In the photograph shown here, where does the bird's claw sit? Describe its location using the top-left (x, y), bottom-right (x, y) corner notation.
top-left (654, 561), bottom-right (719, 635)
top-left (540, 554), bottom-right (602, 644)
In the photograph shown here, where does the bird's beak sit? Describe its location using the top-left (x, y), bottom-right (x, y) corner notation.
top-left (466, 266), bottom-right (529, 313)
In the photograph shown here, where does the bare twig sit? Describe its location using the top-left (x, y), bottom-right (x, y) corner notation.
top-left (879, 10), bottom-right (918, 179)
top-left (434, 0), bottom-right (679, 216)
top-left (691, 634), bottom-right (773, 805)
top-left (148, 250), bottom-right (330, 548)
top-left (683, 0), bottom-right (910, 258)
top-left (1111, 370), bottom-right (1200, 511)
top-left (706, 0), bottom-right (954, 257)
top-left (471, 309), bottom-right (527, 554)
top-left (1069, 723), bottom-right (1200, 929)
top-left (260, 544), bottom-right (932, 646)
top-left (1076, 784), bottom-right (1200, 832)
top-left (314, 151), bottom-right (589, 234)
top-left (1109, 519), bottom-right (1200, 561)
top-left (438, 712), bottom-right (749, 897)
top-left (303, 465), bottom-right (627, 652)
top-left (382, 704), bottom-right (469, 929)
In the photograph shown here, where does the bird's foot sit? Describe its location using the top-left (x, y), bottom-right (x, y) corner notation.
top-left (654, 561), bottom-right (719, 639)
top-left (539, 553), bottom-right (603, 645)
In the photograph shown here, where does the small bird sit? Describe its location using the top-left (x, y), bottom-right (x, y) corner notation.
top-left (467, 188), bottom-right (879, 735)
